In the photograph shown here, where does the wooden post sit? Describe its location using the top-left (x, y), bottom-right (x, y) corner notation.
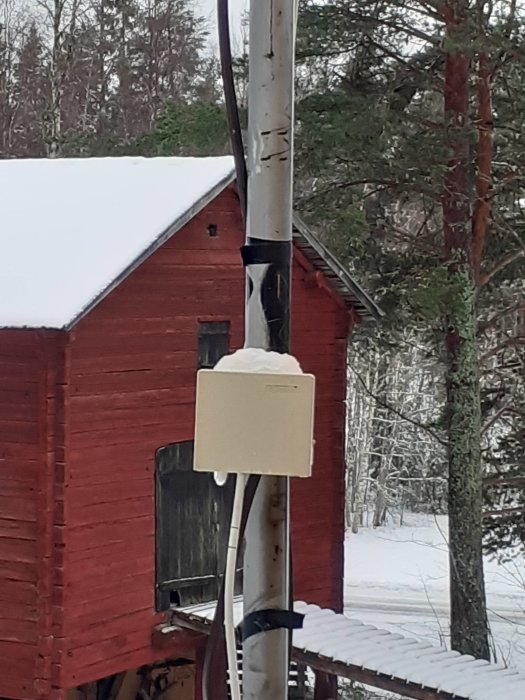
top-left (314, 670), bottom-right (338, 700)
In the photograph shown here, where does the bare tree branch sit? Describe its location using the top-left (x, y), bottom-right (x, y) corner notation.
top-left (479, 249), bottom-right (525, 287)
top-left (348, 364), bottom-right (447, 445)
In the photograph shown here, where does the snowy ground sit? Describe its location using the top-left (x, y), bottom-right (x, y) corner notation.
top-left (345, 513), bottom-right (525, 671)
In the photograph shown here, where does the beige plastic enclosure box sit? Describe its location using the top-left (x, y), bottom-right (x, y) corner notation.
top-left (193, 369), bottom-right (316, 477)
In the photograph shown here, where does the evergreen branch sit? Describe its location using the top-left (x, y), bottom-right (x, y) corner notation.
top-left (348, 365), bottom-right (447, 446)
top-left (480, 337), bottom-right (525, 363)
top-left (493, 0), bottom-right (519, 72)
top-left (478, 249), bottom-right (525, 287)
top-left (364, 36), bottom-right (419, 69)
top-left (477, 303), bottom-right (525, 334)
top-left (297, 47), bottom-right (360, 61)
top-left (482, 406), bottom-right (525, 435)
top-left (365, 16), bottom-right (441, 46)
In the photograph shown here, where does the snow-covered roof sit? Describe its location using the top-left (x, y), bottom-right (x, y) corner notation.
top-left (0, 156), bottom-right (381, 330)
top-left (168, 600), bottom-right (525, 700)
top-left (0, 156), bottom-right (235, 329)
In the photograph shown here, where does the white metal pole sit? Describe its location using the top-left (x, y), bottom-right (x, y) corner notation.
top-left (242, 1), bottom-right (296, 698)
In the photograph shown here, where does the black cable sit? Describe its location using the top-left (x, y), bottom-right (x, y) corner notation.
top-left (217, 0), bottom-right (248, 224)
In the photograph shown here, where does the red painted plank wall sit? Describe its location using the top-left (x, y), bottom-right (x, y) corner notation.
top-left (291, 270), bottom-right (349, 612)
top-left (60, 189), bottom-right (245, 690)
top-left (0, 330), bottom-right (65, 700)
top-left (58, 188), bottom-right (349, 688)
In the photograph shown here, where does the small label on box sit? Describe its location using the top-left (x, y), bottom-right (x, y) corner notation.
top-left (265, 384), bottom-right (299, 393)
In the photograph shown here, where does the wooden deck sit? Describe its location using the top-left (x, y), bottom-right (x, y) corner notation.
top-left (157, 600), bottom-right (525, 700)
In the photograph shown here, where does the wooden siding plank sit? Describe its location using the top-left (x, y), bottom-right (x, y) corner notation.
top-left (64, 535), bottom-right (154, 563)
top-left (68, 402), bottom-right (196, 435)
top-left (64, 637), bottom-right (197, 689)
top-left (0, 557), bottom-right (38, 582)
top-left (0, 495), bottom-right (37, 522)
top-left (67, 422), bottom-right (193, 449)
top-left (70, 368), bottom-right (197, 395)
top-left (61, 572), bottom-right (154, 605)
top-left (70, 350), bottom-right (197, 374)
top-left (0, 461), bottom-right (38, 483)
top-left (0, 579), bottom-right (37, 604)
top-left (67, 611), bottom-right (162, 651)
top-left (67, 478), bottom-right (153, 508)
top-left (0, 420), bottom-right (39, 444)
top-left (64, 516), bottom-right (154, 551)
top-left (0, 615), bottom-right (39, 643)
top-left (64, 498), bottom-right (152, 528)
top-left (70, 388), bottom-right (196, 411)
top-left (0, 443), bottom-right (40, 460)
top-left (70, 333), bottom-right (199, 358)
top-left (0, 537), bottom-right (37, 562)
top-left (65, 590), bottom-right (154, 627)
top-left (0, 648), bottom-right (37, 700)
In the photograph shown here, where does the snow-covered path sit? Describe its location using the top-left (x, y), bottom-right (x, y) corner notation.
top-left (345, 514), bottom-right (525, 671)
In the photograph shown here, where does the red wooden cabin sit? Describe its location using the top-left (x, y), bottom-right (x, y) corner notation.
top-left (0, 156), bottom-right (380, 700)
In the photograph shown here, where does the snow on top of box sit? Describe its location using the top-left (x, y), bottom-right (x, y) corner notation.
top-left (214, 349), bottom-right (303, 374)
top-left (0, 156), bottom-right (235, 329)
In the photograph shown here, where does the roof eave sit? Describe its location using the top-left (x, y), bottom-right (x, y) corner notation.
top-left (292, 214), bottom-right (384, 322)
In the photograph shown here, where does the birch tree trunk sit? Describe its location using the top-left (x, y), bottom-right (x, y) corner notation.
top-left (47, 0), bottom-right (64, 156)
top-left (346, 353), bottom-right (379, 533)
top-left (43, 0), bottom-right (81, 156)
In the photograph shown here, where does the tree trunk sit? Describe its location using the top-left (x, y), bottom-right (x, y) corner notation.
top-left (442, 0), bottom-right (490, 661)
top-left (47, 0), bottom-right (65, 157)
top-left (372, 469), bottom-right (387, 528)
top-left (347, 356), bottom-right (378, 534)
top-left (445, 273), bottom-right (489, 660)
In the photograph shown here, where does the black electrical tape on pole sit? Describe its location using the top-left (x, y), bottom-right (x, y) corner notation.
top-left (237, 609), bottom-right (305, 643)
top-left (241, 240), bottom-right (289, 266)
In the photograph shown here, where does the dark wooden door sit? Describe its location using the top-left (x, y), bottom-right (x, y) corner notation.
top-left (155, 441), bottom-right (237, 610)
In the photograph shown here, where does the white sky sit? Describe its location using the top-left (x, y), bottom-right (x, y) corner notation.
top-left (198, 0), bottom-right (249, 53)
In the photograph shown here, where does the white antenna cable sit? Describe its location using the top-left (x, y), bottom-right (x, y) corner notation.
top-left (224, 473), bottom-right (245, 700)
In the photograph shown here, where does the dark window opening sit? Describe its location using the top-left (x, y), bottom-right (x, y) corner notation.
top-left (207, 223), bottom-right (218, 237)
top-left (155, 440), bottom-right (242, 611)
top-left (198, 320), bottom-right (230, 369)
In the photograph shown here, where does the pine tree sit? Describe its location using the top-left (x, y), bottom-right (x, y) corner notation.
top-left (295, 0), bottom-right (525, 660)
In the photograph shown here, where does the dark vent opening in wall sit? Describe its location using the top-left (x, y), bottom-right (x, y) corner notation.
top-left (169, 589), bottom-right (181, 606)
top-left (207, 223), bottom-right (218, 237)
top-left (198, 320), bottom-right (230, 369)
